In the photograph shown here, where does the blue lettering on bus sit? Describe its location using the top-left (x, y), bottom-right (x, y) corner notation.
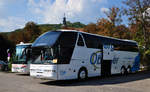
top-left (60, 71), bottom-right (66, 75)
top-left (90, 51), bottom-right (102, 65)
top-left (110, 45), bottom-right (114, 51)
top-left (90, 53), bottom-right (97, 64)
top-left (104, 45), bottom-right (114, 51)
top-left (112, 56), bottom-right (119, 64)
top-left (97, 54), bottom-right (101, 64)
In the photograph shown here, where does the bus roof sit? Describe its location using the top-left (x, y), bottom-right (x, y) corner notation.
top-left (16, 42), bottom-right (32, 46)
top-left (57, 29), bottom-right (137, 44)
top-left (32, 29), bottom-right (137, 47)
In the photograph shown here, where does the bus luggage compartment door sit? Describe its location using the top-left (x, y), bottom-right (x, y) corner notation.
top-left (103, 45), bottom-right (114, 60)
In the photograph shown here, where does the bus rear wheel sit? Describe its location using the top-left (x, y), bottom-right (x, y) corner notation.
top-left (121, 67), bottom-right (127, 75)
top-left (127, 66), bottom-right (131, 74)
top-left (78, 68), bottom-right (87, 80)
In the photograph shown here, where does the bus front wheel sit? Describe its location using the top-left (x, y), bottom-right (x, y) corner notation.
top-left (78, 68), bottom-right (87, 80)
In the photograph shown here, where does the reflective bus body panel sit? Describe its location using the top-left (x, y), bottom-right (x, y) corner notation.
top-left (30, 30), bottom-right (140, 80)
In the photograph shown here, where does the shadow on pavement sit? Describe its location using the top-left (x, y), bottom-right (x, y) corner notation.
top-left (16, 73), bottom-right (30, 76)
top-left (40, 70), bottom-right (150, 87)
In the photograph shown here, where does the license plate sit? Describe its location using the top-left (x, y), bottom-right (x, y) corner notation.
top-left (36, 75), bottom-right (43, 78)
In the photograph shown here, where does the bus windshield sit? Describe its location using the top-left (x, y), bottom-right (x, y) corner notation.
top-left (32, 31), bottom-right (61, 47)
top-left (31, 31), bottom-right (77, 64)
top-left (31, 47), bottom-right (59, 64)
top-left (13, 45), bottom-right (30, 64)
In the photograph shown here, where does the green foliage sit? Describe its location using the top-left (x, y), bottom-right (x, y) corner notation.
top-left (0, 21), bottom-right (86, 61)
top-left (104, 7), bottom-right (122, 26)
top-left (123, 0), bottom-right (150, 67)
top-left (3, 21), bottom-right (85, 44)
top-left (1, 2), bottom-right (150, 68)
top-left (39, 24), bottom-right (62, 34)
top-left (142, 49), bottom-right (150, 66)
top-left (7, 52), bottom-right (18, 71)
top-left (66, 21), bottom-right (85, 28)
top-left (0, 34), bottom-right (15, 61)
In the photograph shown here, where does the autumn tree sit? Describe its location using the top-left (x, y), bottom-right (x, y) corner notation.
top-left (96, 7), bottom-right (124, 37)
top-left (113, 25), bottom-right (131, 39)
top-left (23, 21), bottom-right (41, 42)
top-left (104, 7), bottom-right (122, 26)
top-left (8, 30), bottom-right (23, 44)
top-left (97, 18), bottom-right (114, 37)
top-left (123, 0), bottom-right (150, 50)
top-left (7, 22), bottom-right (41, 44)
top-left (123, 0), bottom-right (150, 66)
top-left (83, 7), bottom-right (130, 39)
top-left (84, 23), bottom-right (98, 34)
top-left (96, 18), bottom-right (131, 39)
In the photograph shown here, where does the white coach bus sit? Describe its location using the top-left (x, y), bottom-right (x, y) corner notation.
top-left (12, 42), bottom-right (32, 73)
top-left (30, 30), bottom-right (140, 80)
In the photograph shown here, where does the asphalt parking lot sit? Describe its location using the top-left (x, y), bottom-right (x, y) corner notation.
top-left (0, 71), bottom-right (150, 92)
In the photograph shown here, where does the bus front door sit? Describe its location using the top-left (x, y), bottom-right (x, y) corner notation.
top-left (101, 44), bottom-right (114, 77)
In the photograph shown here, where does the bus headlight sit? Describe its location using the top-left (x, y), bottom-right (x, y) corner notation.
top-left (52, 59), bottom-right (57, 63)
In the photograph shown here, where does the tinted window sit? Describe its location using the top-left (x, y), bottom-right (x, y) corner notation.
top-left (57, 32), bottom-right (77, 64)
top-left (32, 31), bottom-right (61, 47)
top-left (77, 34), bottom-right (84, 46)
top-left (58, 32), bottom-right (77, 47)
top-left (82, 33), bottom-right (102, 49)
top-left (114, 45), bottom-right (138, 52)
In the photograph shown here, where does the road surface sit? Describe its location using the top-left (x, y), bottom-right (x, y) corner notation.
top-left (0, 71), bottom-right (150, 92)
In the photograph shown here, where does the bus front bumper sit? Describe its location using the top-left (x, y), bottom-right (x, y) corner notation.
top-left (12, 64), bottom-right (29, 73)
top-left (30, 64), bottom-right (58, 80)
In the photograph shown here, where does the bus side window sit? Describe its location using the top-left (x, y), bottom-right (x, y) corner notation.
top-left (77, 34), bottom-right (84, 46)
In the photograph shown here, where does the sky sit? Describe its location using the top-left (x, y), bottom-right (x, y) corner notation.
top-left (0, 0), bottom-right (126, 32)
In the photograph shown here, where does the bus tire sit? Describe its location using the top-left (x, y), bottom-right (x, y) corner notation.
top-left (127, 66), bottom-right (131, 74)
top-left (121, 67), bottom-right (127, 75)
top-left (78, 68), bottom-right (87, 80)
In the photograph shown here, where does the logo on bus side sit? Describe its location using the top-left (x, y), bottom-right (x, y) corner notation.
top-left (90, 51), bottom-right (102, 69)
top-left (112, 56), bottom-right (119, 64)
top-left (103, 45), bottom-right (114, 51)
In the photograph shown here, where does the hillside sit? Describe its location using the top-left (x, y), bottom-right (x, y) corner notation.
top-left (0, 21), bottom-right (85, 61)
top-left (0, 21), bottom-right (85, 44)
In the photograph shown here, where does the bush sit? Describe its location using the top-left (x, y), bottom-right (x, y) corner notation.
top-left (141, 49), bottom-right (150, 68)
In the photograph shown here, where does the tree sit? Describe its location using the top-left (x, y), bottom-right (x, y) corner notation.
top-left (23, 21), bottom-right (41, 42)
top-left (104, 7), bottom-right (122, 26)
top-left (97, 18), bottom-right (114, 37)
top-left (123, 0), bottom-right (150, 66)
top-left (123, 0), bottom-right (150, 50)
top-left (113, 25), bottom-right (131, 39)
top-left (84, 23), bottom-right (98, 34)
top-left (0, 34), bottom-right (15, 61)
top-left (95, 7), bottom-right (123, 37)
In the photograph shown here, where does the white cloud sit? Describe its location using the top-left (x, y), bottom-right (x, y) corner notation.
top-left (0, 0), bottom-right (27, 32)
top-left (0, 0), bottom-right (107, 32)
top-left (27, 0), bottom-right (107, 24)
top-left (0, 17), bottom-right (26, 32)
top-left (100, 7), bottom-right (109, 13)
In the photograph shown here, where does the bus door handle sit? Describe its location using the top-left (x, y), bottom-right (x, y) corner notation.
top-left (82, 61), bottom-right (85, 63)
